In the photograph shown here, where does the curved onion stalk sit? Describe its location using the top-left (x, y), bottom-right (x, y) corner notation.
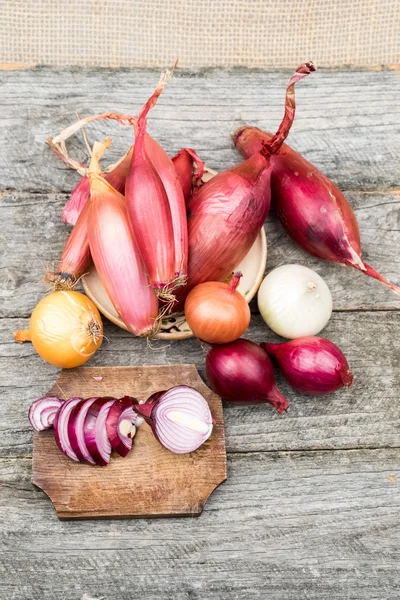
top-left (173, 63), bottom-right (315, 305)
top-left (135, 386), bottom-right (214, 454)
top-left (106, 396), bottom-right (140, 457)
top-left (172, 148), bottom-right (205, 202)
top-left (28, 397), bottom-right (64, 432)
top-left (233, 75), bottom-right (400, 295)
top-left (126, 69), bottom-right (176, 294)
top-left (88, 142), bottom-right (159, 337)
top-left (261, 337), bottom-right (354, 395)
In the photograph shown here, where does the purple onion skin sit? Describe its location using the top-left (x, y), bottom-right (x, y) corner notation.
top-left (206, 339), bottom-right (289, 413)
top-left (261, 337), bottom-right (354, 395)
top-left (234, 127), bottom-right (400, 294)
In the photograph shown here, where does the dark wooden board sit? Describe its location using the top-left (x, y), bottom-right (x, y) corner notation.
top-left (32, 365), bottom-right (227, 519)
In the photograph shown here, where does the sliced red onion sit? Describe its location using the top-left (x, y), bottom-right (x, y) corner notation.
top-left (53, 398), bottom-right (84, 462)
top-left (136, 386), bottom-right (214, 454)
top-left (105, 396), bottom-right (140, 457)
top-left (85, 399), bottom-right (116, 466)
top-left (67, 397), bottom-right (103, 464)
top-left (28, 396), bottom-right (64, 432)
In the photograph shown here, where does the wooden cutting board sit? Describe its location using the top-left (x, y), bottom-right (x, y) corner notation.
top-left (32, 365), bottom-right (227, 520)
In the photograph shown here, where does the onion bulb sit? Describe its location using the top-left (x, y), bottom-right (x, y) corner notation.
top-left (257, 265), bottom-right (332, 339)
top-left (13, 291), bottom-right (103, 368)
top-left (184, 272), bottom-right (250, 344)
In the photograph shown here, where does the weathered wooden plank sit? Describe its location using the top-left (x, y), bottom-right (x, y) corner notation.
top-left (2, 311), bottom-right (399, 457)
top-left (0, 69), bottom-right (399, 194)
top-left (0, 449), bottom-right (399, 599)
top-left (1, 189), bottom-right (399, 317)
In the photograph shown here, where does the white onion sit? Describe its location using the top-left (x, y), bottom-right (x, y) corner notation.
top-left (258, 264), bottom-right (332, 339)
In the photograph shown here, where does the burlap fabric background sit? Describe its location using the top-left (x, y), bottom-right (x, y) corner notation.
top-left (1, 0), bottom-right (399, 68)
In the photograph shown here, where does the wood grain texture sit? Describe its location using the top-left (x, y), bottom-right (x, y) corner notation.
top-left (1, 68), bottom-right (399, 599)
top-left (2, 312), bottom-right (400, 458)
top-left (0, 69), bottom-right (399, 194)
top-left (1, 449), bottom-right (399, 600)
top-left (32, 365), bottom-right (226, 519)
top-left (1, 189), bottom-right (399, 316)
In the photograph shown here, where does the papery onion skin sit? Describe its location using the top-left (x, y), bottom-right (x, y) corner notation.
top-left (28, 396), bottom-right (64, 432)
top-left (184, 272), bottom-right (250, 344)
top-left (261, 336), bottom-right (354, 395)
top-left (172, 148), bottom-right (205, 203)
top-left (135, 386), bottom-right (214, 454)
top-left (234, 130), bottom-right (400, 295)
top-left (17, 291), bottom-right (103, 368)
top-left (88, 171), bottom-right (159, 337)
top-left (258, 264), bottom-right (332, 339)
top-left (206, 338), bottom-right (289, 413)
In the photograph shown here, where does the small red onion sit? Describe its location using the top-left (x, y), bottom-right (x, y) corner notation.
top-left (135, 386), bottom-right (214, 454)
top-left (206, 339), bottom-right (289, 413)
top-left (53, 397), bottom-right (84, 462)
top-left (261, 336), bottom-right (354, 395)
top-left (106, 396), bottom-right (140, 457)
top-left (28, 396), bottom-right (64, 432)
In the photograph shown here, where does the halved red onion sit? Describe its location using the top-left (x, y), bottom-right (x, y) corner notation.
top-left (53, 397), bottom-right (84, 462)
top-left (84, 399), bottom-right (116, 466)
top-left (28, 396), bottom-right (64, 432)
top-left (105, 396), bottom-right (140, 457)
top-left (136, 386), bottom-right (214, 454)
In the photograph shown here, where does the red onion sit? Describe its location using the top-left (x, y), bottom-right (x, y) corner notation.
top-left (206, 339), bottom-right (289, 413)
top-left (53, 397), bottom-right (84, 462)
top-left (106, 396), bottom-right (141, 457)
top-left (173, 63), bottom-right (314, 306)
top-left (233, 81), bottom-right (400, 295)
top-left (172, 148), bottom-right (205, 202)
top-left (28, 396), bottom-right (64, 432)
top-left (67, 397), bottom-right (99, 464)
top-left (261, 337), bottom-right (354, 395)
top-left (135, 386), bottom-right (214, 454)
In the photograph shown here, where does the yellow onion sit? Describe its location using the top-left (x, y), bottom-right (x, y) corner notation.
top-left (13, 291), bottom-right (103, 368)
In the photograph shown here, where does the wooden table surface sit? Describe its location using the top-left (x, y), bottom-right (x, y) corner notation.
top-left (1, 67), bottom-right (399, 600)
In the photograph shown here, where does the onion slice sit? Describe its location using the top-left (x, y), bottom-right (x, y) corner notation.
top-left (84, 399), bottom-right (116, 466)
top-left (28, 397), bottom-right (64, 432)
top-left (53, 397), bottom-right (84, 462)
top-left (67, 397), bottom-right (104, 464)
top-left (105, 396), bottom-right (139, 457)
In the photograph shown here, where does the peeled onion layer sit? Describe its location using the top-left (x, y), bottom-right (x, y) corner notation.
top-left (28, 396), bottom-right (64, 432)
top-left (262, 336), bottom-right (354, 395)
top-left (234, 128), bottom-right (400, 294)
